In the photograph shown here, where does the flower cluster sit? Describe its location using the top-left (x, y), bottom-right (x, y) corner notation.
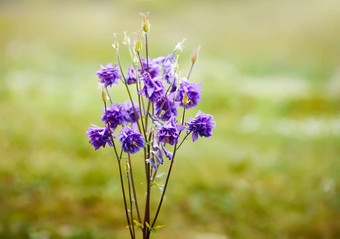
top-left (86, 13), bottom-right (216, 239)
top-left (88, 47), bottom-right (216, 156)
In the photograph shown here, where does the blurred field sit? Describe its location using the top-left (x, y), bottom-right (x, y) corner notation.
top-left (0, 0), bottom-right (340, 238)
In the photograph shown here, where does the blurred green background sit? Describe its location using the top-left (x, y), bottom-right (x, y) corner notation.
top-left (1, 0), bottom-right (339, 238)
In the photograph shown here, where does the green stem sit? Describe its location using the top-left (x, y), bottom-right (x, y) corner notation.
top-left (104, 102), bottom-right (134, 238)
top-left (128, 153), bottom-right (142, 223)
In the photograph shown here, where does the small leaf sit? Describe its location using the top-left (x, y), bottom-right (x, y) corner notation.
top-left (150, 229), bottom-right (159, 237)
top-left (133, 220), bottom-right (143, 228)
top-left (145, 221), bottom-right (151, 229)
top-left (154, 225), bottom-right (165, 230)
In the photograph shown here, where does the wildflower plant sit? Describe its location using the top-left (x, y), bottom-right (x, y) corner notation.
top-left (86, 13), bottom-right (216, 239)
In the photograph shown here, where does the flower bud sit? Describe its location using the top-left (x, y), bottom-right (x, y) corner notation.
top-left (125, 161), bottom-right (130, 172)
top-left (112, 33), bottom-right (119, 49)
top-left (191, 46), bottom-right (201, 64)
top-left (134, 33), bottom-right (142, 53)
top-left (122, 32), bottom-right (131, 46)
top-left (174, 38), bottom-right (186, 53)
top-left (140, 12), bottom-right (150, 33)
top-left (102, 86), bottom-right (109, 102)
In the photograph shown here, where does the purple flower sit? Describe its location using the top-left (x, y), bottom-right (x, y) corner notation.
top-left (153, 53), bottom-right (175, 65)
top-left (163, 60), bottom-right (175, 84)
top-left (138, 57), bottom-right (161, 79)
top-left (161, 143), bottom-right (173, 160)
top-left (176, 78), bottom-right (202, 109)
top-left (126, 66), bottom-right (137, 85)
top-left (119, 125), bottom-right (145, 154)
top-left (138, 72), bottom-right (166, 103)
top-left (148, 141), bottom-right (173, 169)
top-left (122, 101), bottom-right (140, 123)
top-left (186, 111), bottom-right (216, 142)
top-left (102, 103), bottom-right (125, 129)
top-left (155, 93), bottom-right (180, 121)
top-left (157, 117), bottom-right (185, 145)
top-left (152, 53), bottom-right (176, 84)
top-left (148, 141), bottom-right (164, 170)
top-left (96, 63), bottom-right (122, 87)
top-left (86, 125), bottom-right (112, 150)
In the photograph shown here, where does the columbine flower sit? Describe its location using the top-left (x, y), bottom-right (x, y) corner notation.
top-left (126, 66), bottom-right (137, 84)
top-left (96, 63), bottom-right (122, 87)
top-left (152, 53), bottom-right (176, 84)
top-left (155, 93), bottom-right (180, 121)
top-left (119, 125), bottom-right (145, 154)
top-left (122, 101), bottom-right (140, 123)
top-left (186, 111), bottom-right (216, 142)
top-left (163, 61), bottom-right (176, 84)
top-left (86, 125), bottom-right (112, 150)
top-left (176, 78), bottom-right (202, 108)
top-left (157, 117), bottom-right (185, 145)
top-left (161, 143), bottom-right (173, 160)
top-left (148, 140), bottom-right (164, 170)
top-left (138, 72), bottom-right (166, 103)
top-left (102, 103), bottom-right (125, 129)
top-left (138, 57), bottom-right (161, 79)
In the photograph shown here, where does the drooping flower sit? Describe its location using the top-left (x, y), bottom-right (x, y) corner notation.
top-left (96, 63), bottom-right (122, 87)
top-left (126, 66), bottom-right (137, 84)
top-left (161, 143), bottom-right (173, 160)
top-left (153, 53), bottom-right (175, 65)
top-left (122, 101), bottom-right (140, 123)
top-left (157, 117), bottom-right (185, 145)
top-left (86, 124), bottom-right (112, 150)
top-left (138, 72), bottom-right (166, 103)
top-left (163, 60), bottom-right (176, 84)
top-left (148, 140), bottom-right (164, 170)
top-left (155, 93), bottom-right (180, 121)
top-left (119, 125), bottom-right (145, 154)
top-left (176, 78), bottom-right (202, 109)
top-left (152, 53), bottom-right (176, 84)
top-left (102, 103), bottom-right (125, 129)
top-left (186, 111), bottom-right (216, 142)
top-left (138, 57), bottom-right (161, 79)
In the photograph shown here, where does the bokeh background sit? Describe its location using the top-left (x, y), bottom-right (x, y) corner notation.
top-left (1, 0), bottom-right (339, 238)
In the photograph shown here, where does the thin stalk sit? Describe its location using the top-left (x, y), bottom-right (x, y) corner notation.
top-left (104, 102), bottom-right (134, 238)
top-left (176, 131), bottom-right (192, 150)
top-left (126, 162), bottom-right (136, 239)
top-left (181, 106), bottom-right (186, 126)
top-left (138, 53), bottom-right (145, 73)
top-left (156, 84), bottom-right (172, 118)
top-left (143, 131), bottom-right (153, 238)
top-left (151, 146), bottom-right (178, 228)
top-left (128, 153), bottom-right (142, 223)
top-left (145, 101), bottom-right (151, 131)
top-left (116, 49), bottom-right (146, 140)
top-left (145, 33), bottom-right (149, 72)
top-left (150, 164), bottom-right (159, 183)
top-left (187, 62), bottom-right (194, 80)
top-left (150, 103), bottom-right (187, 229)
top-left (105, 87), bottom-right (113, 104)
top-left (118, 157), bottom-right (134, 238)
top-left (134, 67), bottom-right (147, 136)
